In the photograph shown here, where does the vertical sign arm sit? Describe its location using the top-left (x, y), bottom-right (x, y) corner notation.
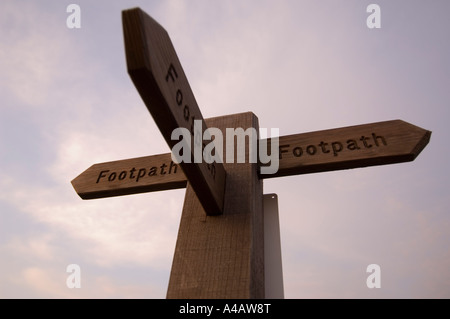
top-left (122, 8), bottom-right (226, 215)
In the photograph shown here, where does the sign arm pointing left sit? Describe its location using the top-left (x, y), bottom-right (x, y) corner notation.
top-left (71, 153), bottom-right (186, 200)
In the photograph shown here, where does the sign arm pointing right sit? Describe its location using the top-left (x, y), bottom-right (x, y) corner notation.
top-left (263, 119), bottom-right (431, 178)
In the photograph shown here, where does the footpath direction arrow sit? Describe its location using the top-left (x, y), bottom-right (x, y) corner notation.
top-left (72, 119), bottom-right (431, 200)
top-left (265, 119), bottom-right (431, 178)
top-left (122, 8), bottom-right (226, 215)
top-left (71, 153), bottom-right (185, 200)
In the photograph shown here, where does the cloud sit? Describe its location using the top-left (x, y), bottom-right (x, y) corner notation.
top-left (9, 265), bottom-right (164, 298)
top-left (0, 0), bottom-right (186, 297)
top-left (0, 163), bottom-right (182, 297)
top-left (0, 2), bottom-right (74, 108)
top-left (6, 234), bottom-right (56, 262)
top-left (0, 166), bottom-right (183, 266)
top-left (1, 0), bottom-right (449, 299)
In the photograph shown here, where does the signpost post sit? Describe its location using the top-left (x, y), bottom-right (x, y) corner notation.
top-left (71, 7), bottom-right (431, 299)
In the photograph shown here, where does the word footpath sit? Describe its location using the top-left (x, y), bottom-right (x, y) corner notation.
top-left (96, 161), bottom-right (179, 184)
top-left (279, 132), bottom-right (387, 159)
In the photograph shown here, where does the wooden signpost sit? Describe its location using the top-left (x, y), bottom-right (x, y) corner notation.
top-left (73, 120), bottom-right (430, 199)
top-left (71, 7), bottom-right (431, 299)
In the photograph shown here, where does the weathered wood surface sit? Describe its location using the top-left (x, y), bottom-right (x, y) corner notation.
top-left (71, 153), bottom-right (185, 200)
top-left (264, 119), bottom-right (431, 178)
top-left (122, 7), bottom-right (226, 215)
top-left (166, 112), bottom-right (264, 299)
top-left (72, 119), bottom-right (431, 199)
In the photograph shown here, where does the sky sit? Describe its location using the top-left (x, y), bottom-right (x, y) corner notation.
top-left (0, 0), bottom-right (449, 299)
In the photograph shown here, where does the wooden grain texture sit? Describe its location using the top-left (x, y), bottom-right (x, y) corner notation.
top-left (71, 153), bottom-right (186, 199)
top-left (262, 119), bottom-right (431, 178)
top-left (122, 7), bottom-right (226, 215)
top-left (72, 120), bottom-right (431, 199)
top-left (166, 112), bottom-right (264, 299)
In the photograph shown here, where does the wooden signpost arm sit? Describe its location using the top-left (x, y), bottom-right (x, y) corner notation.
top-left (262, 120), bottom-right (431, 179)
top-left (71, 153), bottom-right (186, 199)
top-left (122, 8), bottom-right (226, 216)
top-left (72, 120), bottom-right (431, 199)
